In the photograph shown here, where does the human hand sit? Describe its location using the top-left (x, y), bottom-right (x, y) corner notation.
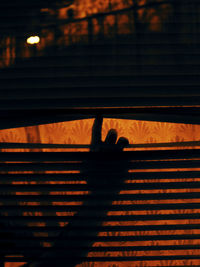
top-left (101, 128), bottom-right (129, 152)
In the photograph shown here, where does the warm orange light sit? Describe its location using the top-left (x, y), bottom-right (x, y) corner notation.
top-left (26, 36), bottom-right (40, 44)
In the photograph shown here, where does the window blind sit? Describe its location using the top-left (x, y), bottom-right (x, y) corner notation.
top-left (1, 0), bottom-right (200, 266)
top-left (1, 145), bottom-right (200, 266)
top-left (0, 0), bottom-right (199, 114)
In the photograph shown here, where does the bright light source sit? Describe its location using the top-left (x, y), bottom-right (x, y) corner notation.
top-left (26, 36), bottom-right (40, 45)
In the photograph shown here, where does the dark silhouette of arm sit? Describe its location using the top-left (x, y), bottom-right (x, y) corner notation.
top-left (23, 116), bottom-right (129, 267)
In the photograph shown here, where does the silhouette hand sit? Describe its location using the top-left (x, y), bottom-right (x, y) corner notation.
top-left (91, 116), bottom-right (129, 152)
top-left (103, 128), bottom-right (129, 151)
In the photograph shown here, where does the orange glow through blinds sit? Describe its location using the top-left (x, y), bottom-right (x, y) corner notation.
top-left (2, 119), bottom-right (200, 267)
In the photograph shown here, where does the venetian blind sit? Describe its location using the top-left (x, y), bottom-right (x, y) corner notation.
top-left (1, 0), bottom-right (200, 267)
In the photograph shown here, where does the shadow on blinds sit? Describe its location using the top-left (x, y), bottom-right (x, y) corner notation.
top-left (1, 143), bottom-right (200, 266)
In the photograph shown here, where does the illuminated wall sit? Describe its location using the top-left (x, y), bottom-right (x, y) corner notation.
top-left (0, 119), bottom-right (200, 147)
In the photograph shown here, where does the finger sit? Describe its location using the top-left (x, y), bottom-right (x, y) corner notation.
top-left (91, 116), bottom-right (103, 147)
top-left (116, 137), bottom-right (129, 150)
top-left (104, 129), bottom-right (117, 144)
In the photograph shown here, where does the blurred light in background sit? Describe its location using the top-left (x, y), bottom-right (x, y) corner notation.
top-left (26, 36), bottom-right (40, 45)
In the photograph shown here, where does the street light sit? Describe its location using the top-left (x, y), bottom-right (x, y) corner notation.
top-left (26, 36), bottom-right (40, 57)
top-left (26, 36), bottom-right (40, 45)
